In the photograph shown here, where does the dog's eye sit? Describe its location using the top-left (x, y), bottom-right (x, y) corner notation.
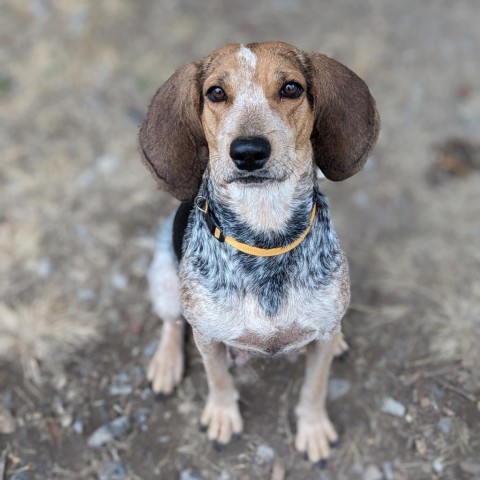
top-left (206, 86), bottom-right (227, 102)
top-left (280, 81), bottom-right (303, 99)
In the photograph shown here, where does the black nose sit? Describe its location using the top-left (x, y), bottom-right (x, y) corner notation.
top-left (229, 136), bottom-right (271, 171)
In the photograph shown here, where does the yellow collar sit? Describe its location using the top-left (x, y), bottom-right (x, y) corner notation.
top-left (197, 199), bottom-right (317, 257)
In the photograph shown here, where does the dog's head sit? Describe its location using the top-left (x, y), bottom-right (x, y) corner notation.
top-left (139, 42), bottom-right (380, 201)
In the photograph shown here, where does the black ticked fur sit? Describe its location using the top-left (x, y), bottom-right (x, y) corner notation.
top-left (180, 178), bottom-right (344, 316)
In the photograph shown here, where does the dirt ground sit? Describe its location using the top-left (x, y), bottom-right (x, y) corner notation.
top-left (1, 1), bottom-right (480, 479)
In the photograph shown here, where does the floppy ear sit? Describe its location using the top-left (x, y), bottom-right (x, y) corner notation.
top-left (305, 53), bottom-right (380, 181)
top-left (138, 62), bottom-right (208, 201)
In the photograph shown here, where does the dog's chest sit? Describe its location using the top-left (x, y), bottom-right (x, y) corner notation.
top-left (179, 205), bottom-right (350, 355)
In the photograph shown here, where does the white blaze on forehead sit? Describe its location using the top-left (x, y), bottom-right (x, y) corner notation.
top-left (237, 45), bottom-right (257, 69)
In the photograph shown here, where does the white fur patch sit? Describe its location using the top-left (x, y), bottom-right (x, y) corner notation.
top-left (237, 45), bottom-right (257, 69)
top-left (148, 213), bottom-right (182, 322)
top-left (211, 45), bottom-right (300, 233)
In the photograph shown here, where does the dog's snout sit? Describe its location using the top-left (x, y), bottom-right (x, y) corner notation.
top-left (229, 136), bottom-right (271, 172)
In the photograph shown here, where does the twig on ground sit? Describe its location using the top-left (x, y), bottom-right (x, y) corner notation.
top-left (434, 377), bottom-right (476, 403)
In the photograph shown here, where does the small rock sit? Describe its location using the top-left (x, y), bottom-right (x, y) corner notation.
top-left (432, 458), bottom-right (444, 474)
top-left (73, 419), bottom-right (84, 434)
top-left (437, 417), bottom-right (452, 435)
top-left (109, 385), bottom-right (133, 396)
top-left (382, 461), bottom-right (394, 480)
top-left (0, 404), bottom-right (16, 434)
top-left (111, 272), bottom-right (128, 290)
top-left (363, 465), bottom-right (382, 480)
top-left (140, 387), bottom-right (153, 400)
top-left (460, 461), bottom-right (480, 475)
top-left (36, 258), bottom-right (52, 278)
top-left (254, 444), bottom-right (275, 466)
top-left (96, 154), bottom-right (119, 174)
top-left (180, 470), bottom-right (202, 480)
top-left (381, 397), bottom-right (406, 418)
top-left (133, 408), bottom-right (150, 431)
top-left (77, 288), bottom-right (96, 300)
top-left (158, 434), bottom-right (171, 444)
top-left (87, 415), bottom-right (130, 448)
top-left (98, 461), bottom-right (127, 480)
top-left (327, 378), bottom-right (351, 401)
top-left (116, 371), bottom-right (130, 384)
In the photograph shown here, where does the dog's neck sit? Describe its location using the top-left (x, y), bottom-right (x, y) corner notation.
top-left (200, 168), bottom-right (316, 246)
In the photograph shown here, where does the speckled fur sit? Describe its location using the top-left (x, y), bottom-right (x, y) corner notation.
top-left (177, 176), bottom-right (350, 355)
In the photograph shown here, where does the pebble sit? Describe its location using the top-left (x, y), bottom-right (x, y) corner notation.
top-left (437, 417), bottom-right (451, 435)
top-left (98, 461), bottom-right (127, 480)
top-left (36, 258), bottom-right (52, 278)
top-left (111, 272), bottom-right (128, 290)
top-left (116, 371), bottom-right (130, 384)
top-left (363, 465), bottom-right (382, 480)
top-left (382, 461), bottom-right (394, 480)
top-left (254, 444), bottom-right (275, 466)
top-left (87, 415), bottom-right (130, 448)
top-left (380, 397), bottom-right (406, 418)
top-left (180, 470), bottom-right (202, 480)
top-left (432, 458), bottom-right (444, 474)
top-left (73, 419), bottom-right (84, 434)
top-left (133, 408), bottom-right (150, 431)
top-left (96, 154), bottom-right (119, 174)
top-left (77, 288), bottom-right (96, 300)
top-left (327, 378), bottom-right (351, 401)
top-left (158, 434), bottom-right (171, 444)
top-left (109, 384), bottom-right (133, 396)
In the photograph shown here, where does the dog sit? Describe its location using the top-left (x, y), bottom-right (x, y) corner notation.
top-left (138, 41), bottom-right (379, 466)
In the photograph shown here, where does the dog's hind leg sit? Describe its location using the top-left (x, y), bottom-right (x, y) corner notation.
top-left (147, 214), bottom-right (185, 395)
top-left (295, 333), bottom-right (340, 467)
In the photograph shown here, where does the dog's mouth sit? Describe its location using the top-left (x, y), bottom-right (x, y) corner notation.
top-left (227, 174), bottom-right (287, 185)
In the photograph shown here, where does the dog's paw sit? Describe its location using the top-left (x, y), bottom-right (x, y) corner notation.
top-left (147, 339), bottom-right (184, 395)
top-left (295, 411), bottom-right (338, 464)
top-left (333, 332), bottom-right (349, 359)
top-left (200, 395), bottom-right (243, 447)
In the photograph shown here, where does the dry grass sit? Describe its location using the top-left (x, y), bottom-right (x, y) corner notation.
top-left (348, 171), bottom-right (480, 376)
top-left (0, 295), bottom-right (100, 383)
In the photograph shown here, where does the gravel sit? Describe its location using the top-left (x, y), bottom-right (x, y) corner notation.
top-left (327, 378), bottom-right (351, 401)
top-left (254, 444), bottom-right (275, 466)
top-left (380, 397), bottom-right (406, 418)
top-left (87, 415), bottom-right (131, 448)
top-left (362, 465), bottom-right (383, 480)
top-left (180, 470), bottom-right (202, 480)
top-left (437, 417), bottom-right (452, 435)
top-left (98, 461), bottom-right (127, 480)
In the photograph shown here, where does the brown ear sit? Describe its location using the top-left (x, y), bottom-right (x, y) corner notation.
top-left (138, 62), bottom-right (208, 201)
top-left (305, 53), bottom-right (380, 181)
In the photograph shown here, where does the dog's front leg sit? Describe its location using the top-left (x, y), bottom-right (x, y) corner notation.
top-left (295, 333), bottom-right (340, 466)
top-left (193, 329), bottom-right (243, 448)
